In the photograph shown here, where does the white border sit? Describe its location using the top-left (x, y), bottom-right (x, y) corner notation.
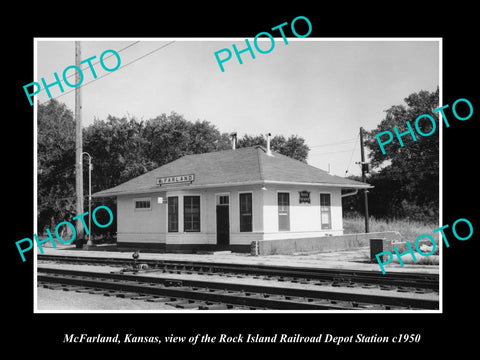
top-left (33, 39), bottom-right (38, 311)
top-left (33, 37), bottom-right (442, 314)
top-left (438, 38), bottom-right (443, 312)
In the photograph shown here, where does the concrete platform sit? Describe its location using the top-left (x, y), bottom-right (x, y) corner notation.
top-left (37, 244), bottom-right (439, 275)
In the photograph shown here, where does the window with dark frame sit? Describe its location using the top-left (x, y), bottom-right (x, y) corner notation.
top-left (320, 193), bottom-right (332, 229)
top-left (278, 192), bottom-right (290, 231)
top-left (135, 200), bottom-right (150, 209)
top-left (239, 193), bottom-right (252, 232)
top-left (184, 196), bottom-right (200, 232)
top-left (167, 196), bottom-right (178, 232)
top-left (218, 195), bottom-right (229, 205)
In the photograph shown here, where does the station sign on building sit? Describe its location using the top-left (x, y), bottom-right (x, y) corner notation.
top-left (156, 174), bottom-right (195, 186)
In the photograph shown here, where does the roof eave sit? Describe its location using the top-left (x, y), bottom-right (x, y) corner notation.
top-left (263, 180), bottom-right (372, 189)
top-left (92, 180), bottom-right (266, 197)
top-left (92, 179), bottom-right (372, 198)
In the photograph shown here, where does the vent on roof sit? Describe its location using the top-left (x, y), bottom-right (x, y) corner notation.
top-left (230, 132), bottom-right (237, 150)
top-left (266, 132), bottom-right (272, 156)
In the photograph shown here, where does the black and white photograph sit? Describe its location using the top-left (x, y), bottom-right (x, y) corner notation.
top-left (6, 5), bottom-right (478, 354)
top-left (33, 38), bottom-right (441, 314)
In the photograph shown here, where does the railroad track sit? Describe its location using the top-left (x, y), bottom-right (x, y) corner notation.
top-left (37, 267), bottom-right (437, 310)
top-left (37, 255), bottom-right (439, 311)
top-left (37, 254), bottom-right (439, 292)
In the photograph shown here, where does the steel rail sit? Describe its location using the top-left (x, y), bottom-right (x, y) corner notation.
top-left (38, 254), bottom-right (439, 290)
top-left (37, 267), bottom-right (438, 310)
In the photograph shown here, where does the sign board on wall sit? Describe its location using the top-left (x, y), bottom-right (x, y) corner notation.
top-left (156, 174), bottom-right (195, 186)
top-left (299, 190), bottom-right (311, 204)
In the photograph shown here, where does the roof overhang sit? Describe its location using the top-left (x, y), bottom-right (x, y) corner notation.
top-left (263, 180), bottom-right (373, 189)
top-left (92, 179), bottom-right (372, 198)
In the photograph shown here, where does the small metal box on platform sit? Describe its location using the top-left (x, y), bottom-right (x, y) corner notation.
top-left (370, 238), bottom-right (392, 262)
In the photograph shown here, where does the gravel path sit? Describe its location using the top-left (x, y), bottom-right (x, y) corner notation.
top-left (36, 287), bottom-right (177, 311)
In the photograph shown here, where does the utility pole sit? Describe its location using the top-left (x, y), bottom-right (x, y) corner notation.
top-left (359, 127), bottom-right (370, 233)
top-left (75, 41), bottom-right (85, 247)
top-left (82, 152), bottom-right (93, 247)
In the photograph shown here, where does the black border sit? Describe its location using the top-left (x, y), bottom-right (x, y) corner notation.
top-left (7, 4), bottom-right (478, 355)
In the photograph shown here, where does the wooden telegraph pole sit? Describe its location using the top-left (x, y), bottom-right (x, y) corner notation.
top-left (359, 127), bottom-right (370, 233)
top-left (75, 41), bottom-right (85, 246)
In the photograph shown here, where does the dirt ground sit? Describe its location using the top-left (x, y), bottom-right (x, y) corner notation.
top-left (36, 287), bottom-right (177, 311)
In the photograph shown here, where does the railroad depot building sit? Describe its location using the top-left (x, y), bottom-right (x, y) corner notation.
top-left (93, 145), bottom-right (371, 252)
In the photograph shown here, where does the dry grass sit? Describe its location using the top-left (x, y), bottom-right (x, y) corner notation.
top-left (344, 215), bottom-right (439, 241)
top-left (343, 215), bottom-right (440, 256)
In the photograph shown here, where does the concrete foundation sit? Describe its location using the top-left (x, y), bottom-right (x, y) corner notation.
top-left (117, 242), bottom-right (250, 254)
top-left (253, 231), bottom-right (402, 256)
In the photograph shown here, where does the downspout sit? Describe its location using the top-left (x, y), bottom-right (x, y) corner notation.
top-left (341, 189), bottom-right (358, 198)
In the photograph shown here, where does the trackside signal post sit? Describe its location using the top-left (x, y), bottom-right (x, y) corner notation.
top-left (75, 41), bottom-right (84, 246)
top-left (359, 127), bottom-right (369, 233)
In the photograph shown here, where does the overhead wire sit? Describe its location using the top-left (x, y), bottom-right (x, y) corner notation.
top-left (62, 41), bottom-right (141, 81)
top-left (39, 41), bottom-right (175, 104)
top-left (309, 149), bottom-right (355, 156)
top-left (344, 132), bottom-right (360, 176)
top-left (309, 138), bottom-right (357, 148)
top-left (307, 136), bottom-right (359, 157)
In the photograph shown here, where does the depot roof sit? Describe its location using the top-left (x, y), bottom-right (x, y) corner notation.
top-left (93, 146), bottom-right (371, 197)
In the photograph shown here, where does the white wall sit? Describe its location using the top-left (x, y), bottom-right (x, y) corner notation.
top-left (116, 184), bottom-right (345, 246)
top-left (117, 192), bottom-right (166, 244)
top-left (262, 185), bottom-right (344, 237)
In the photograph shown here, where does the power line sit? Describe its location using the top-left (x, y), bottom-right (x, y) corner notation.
top-left (344, 132), bottom-right (360, 175)
top-left (39, 41), bottom-right (175, 104)
top-left (309, 149), bottom-right (355, 156)
top-left (309, 138), bottom-right (357, 148)
top-left (115, 40), bottom-right (175, 70)
top-left (63, 41), bottom-right (140, 81)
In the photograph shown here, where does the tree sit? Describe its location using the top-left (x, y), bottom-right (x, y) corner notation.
top-left (237, 134), bottom-right (310, 162)
top-left (141, 112), bottom-right (231, 166)
top-left (83, 115), bottom-right (153, 192)
top-left (37, 99), bottom-right (76, 232)
top-left (363, 88), bottom-right (439, 221)
top-left (84, 112), bottom-right (232, 193)
top-left (188, 119), bottom-right (232, 154)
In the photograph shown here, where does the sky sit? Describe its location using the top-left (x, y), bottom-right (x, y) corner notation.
top-left (35, 38), bottom-right (440, 177)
